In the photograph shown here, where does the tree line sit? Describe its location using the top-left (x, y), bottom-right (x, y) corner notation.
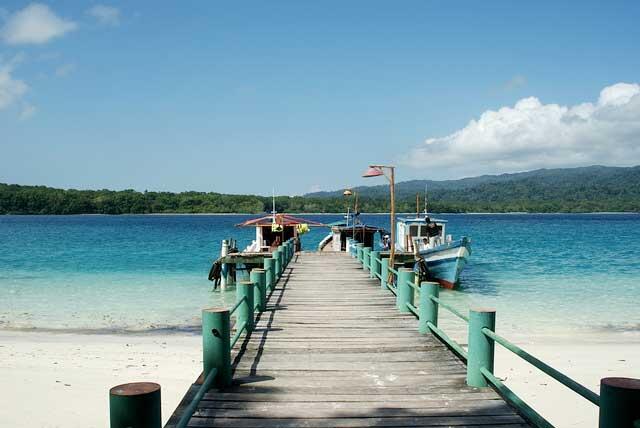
top-left (1, 181), bottom-right (638, 214)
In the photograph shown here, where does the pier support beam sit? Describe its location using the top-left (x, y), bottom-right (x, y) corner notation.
top-left (380, 258), bottom-right (389, 290)
top-left (236, 281), bottom-right (255, 333)
top-left (396, 268), bottom-right (414, 313)
top-left (109, 382), bottom-right (161, 428)
top-left (598, 377), bottom-right (640, 428)
top-left (251, 269), bottom-right (266, 312)
top-left (467, 309), bottom-right (496, 387)
top-left (419, 282), bottom-right (439, 334)
top-left (264, 257), bottom-right (275, 293)
top-left (370, 250), bottom-right (380, 279)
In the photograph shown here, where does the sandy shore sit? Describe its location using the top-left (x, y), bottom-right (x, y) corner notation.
top-left (1, 328), bottom-right (638, 427)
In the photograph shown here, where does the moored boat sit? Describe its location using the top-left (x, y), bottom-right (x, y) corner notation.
top-left (395, 216), bottom-right (471, 289)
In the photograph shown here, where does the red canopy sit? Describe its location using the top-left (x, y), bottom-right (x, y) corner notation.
top-left (236, 214), bottom-right (325, 227)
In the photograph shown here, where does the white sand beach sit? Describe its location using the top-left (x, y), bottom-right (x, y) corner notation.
top-left (1, 328), bottom-right (638, 428)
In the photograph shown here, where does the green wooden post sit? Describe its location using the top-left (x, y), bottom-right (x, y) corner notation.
top-left (251, 269), bottom-right (266, 312)
top-left (202, 308), bottom-right (231, 387)
top-left (362, 247), bottom-right (371, 271)
top-left (110, 382), bottom-right (161, 428)
top-left (356, 243), bottom-right (363, 263)
top-left (274, 249), bottom-right (282, 280)
top-left (396, 268), bottom-right (414, 313)
top-left (419, 282), bottom-right (439, 334)
top-left (278, 246), bottom-right (285, 276)
top-left (467, 308), bottom-right (496, 387)
top-left (283, 243), bottom-right (289, 267)
top-left (599, 377), bottom-right (640, 428)
top-left (380, 258), bottom-right (389, 289)
top-left (236, 281), bottom-right (255, 333)
top-left (264, 257), bottom-right (275, 293)
top-left (370, 251), bottom-right (380, 279)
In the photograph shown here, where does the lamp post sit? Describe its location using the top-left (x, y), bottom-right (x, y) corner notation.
top-left (362, 165), bottom-right (396, 270)
top-left (343, 189), bottom-right (352, 227)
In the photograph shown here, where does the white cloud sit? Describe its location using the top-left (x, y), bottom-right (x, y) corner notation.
top-left (1, 3), bottom-right (77, 45)
top-left (403, 82), bottom-right (640, 178)
top-left (19, 103), bottom-right (36, 120)
top-left (87, 5), bottom-right (120, 26)
top-left (55, 62), bottom-right (76, 77)
top-left (0, 56), bottom-right (28, 109)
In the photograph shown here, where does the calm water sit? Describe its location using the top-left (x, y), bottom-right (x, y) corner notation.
top-left (0, 214), bottom-right (638, 335)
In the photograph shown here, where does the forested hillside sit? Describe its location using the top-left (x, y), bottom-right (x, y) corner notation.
top-left (1, 166), bottom-right (639, 214)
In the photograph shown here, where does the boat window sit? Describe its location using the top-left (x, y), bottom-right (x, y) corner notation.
top-left (409, 225), bottom-right (419, 237)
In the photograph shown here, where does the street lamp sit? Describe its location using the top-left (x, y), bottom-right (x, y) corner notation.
top-left (362, 165), bottom-right (396, 269)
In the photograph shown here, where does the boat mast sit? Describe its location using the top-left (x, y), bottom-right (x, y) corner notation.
top-left (424, 184), bottom-right (428, 216)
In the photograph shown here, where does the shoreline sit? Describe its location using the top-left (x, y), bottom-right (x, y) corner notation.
top-left (1, 211), bottom-right (638, 216)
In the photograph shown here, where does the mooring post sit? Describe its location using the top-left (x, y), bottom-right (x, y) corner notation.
top-left (396, 268), bottom-right (414, 312)
top-left (370, 250), bottom-right (380, 279)
top-left (419, 282), bottom-right (439, 334)
top-left (356, 243), bottom-right (363, 263)
top-left (467, 308), bottom-right (496, 387)
top-left (380, 258), bottom-right (389, 289)
top-left (202, 308), bottom-right (231, 387)
top-left (362, 247), bottom-right (371, 271)
top-left (236, 281), bottom-right (255, 333)
top-left (264, 257), bottom-right (275, 293)
top-left (251, 269), bottom-right (266, 312)
top-left (109, 382), bottom-right (161, 428)
top-left (274, 249), bottom-right (282, 280)
top-left (598, 377), bottom-right (640, 428)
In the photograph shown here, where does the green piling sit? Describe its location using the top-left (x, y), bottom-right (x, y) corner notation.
top-left (419, 282), bottom-right (439, 334)
top-left (251, 269), bottom-right (266, 312)
top-left (109, 382), bottom-right (161, 428)
top-left (598, 377), bottom-right (640, 428)
top-left (380, 258), bottom-right (389, 289)
top-left (467, 308), bottom-right (496, 387)
top-left (202, 308), bottom-right (231, 387)
top-left (274, 250), bottom-right (282, 280)
top-left (264, 257), bottom-right (275, 292)
top-left (396, 268), bottom-right (414, 313)
top-left (236, 281), bottom-right (255, 333)
top-left (362, 247), bottom-right (371, 271)
top-left (356, 243), bottom-right (363, 263)
top-left (370, 250), bottom-right (380, 279)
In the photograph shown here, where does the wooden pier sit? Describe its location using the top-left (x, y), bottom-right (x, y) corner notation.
top-left (166, 252), bottom-right (528, 428)
top-left (109, 238), bottom-right (640, 428)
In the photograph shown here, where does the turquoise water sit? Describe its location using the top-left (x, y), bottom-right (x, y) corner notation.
top-left (0, 214), bottom-right (638, 335)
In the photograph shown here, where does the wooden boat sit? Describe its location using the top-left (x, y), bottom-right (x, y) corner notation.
top-left (318, 214), bottom-right (388, 252)
top-left (237, 213), bottom-right (324, 252)
top-left (395, 216), bottom-right (471, 289)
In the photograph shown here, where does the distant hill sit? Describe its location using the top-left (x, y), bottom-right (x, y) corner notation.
top-left (305, 166), bottom-right (640, 213)
top-left (1, 166), bottom-right (639, 214)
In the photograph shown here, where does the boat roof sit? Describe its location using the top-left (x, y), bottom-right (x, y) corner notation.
top-left (236, 214), bottom-right (326, 227)
top-left (398, 216), bottom-right (447, 224)
top-left (329, 221), bottom-right (388, 233)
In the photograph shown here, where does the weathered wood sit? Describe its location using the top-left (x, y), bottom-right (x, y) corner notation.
top-left (166, 252), bottom-right (529, 428)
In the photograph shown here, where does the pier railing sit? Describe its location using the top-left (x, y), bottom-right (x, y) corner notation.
top-left (108, 238), bottom-right (296, 428)
top-left (347, 238), bottom-right (640, 428)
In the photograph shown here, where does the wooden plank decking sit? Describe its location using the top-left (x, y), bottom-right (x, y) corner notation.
top-left (167, 252), bottom-right (530, 428)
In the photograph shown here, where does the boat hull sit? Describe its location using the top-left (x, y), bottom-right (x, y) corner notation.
top-left (418, 238), bottom-right (471, 289)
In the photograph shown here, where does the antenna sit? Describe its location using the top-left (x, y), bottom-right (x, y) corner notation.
top-left (424, 184), bottom-right (428, 215)
top-left (416, 193), bottom-right (419, 217)
top-left (272, 188), bottom-right (276, 222)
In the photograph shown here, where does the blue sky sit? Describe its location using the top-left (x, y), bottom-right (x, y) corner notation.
top-left (1, 1), bottom-right (639, 195)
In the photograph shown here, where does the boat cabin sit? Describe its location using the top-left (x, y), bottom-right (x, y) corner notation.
top-left (237, 214), bottom-right (324, 253)
top-left (396, 217), bottom-right (451, 254)
top-left (319, 221), bottom-right (387, 252)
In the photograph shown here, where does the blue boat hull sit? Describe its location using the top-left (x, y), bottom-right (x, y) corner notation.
top-left (417, 238), bottom-right (471, 289)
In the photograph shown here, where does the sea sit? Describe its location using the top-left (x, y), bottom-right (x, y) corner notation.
top-left (1, 214), bottom-right (638, 337)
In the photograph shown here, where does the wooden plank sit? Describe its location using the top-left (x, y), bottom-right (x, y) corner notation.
top-left (166, 252), bottom-right (529, 428)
